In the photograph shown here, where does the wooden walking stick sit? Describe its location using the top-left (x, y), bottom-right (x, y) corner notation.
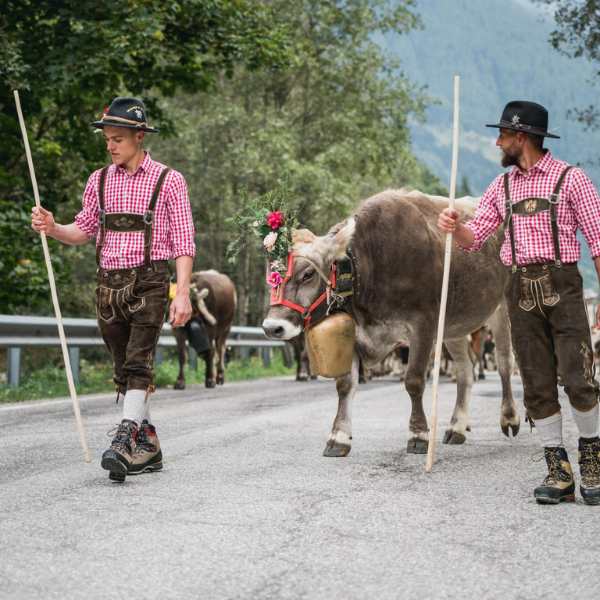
top-left (14, 90), bottom-right (91, 463)
top-left (425, 75), bottom-right (460, 473)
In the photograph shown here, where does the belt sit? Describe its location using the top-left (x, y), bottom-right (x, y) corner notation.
top-left (97, 260), bottom-right (169, 278)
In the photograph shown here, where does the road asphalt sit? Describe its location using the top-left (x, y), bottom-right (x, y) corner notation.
top-left (1, 371), bottom-right (598, 599)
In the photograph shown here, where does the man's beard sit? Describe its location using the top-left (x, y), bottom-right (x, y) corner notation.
top-left (501, 150), bottom-right (520, 168)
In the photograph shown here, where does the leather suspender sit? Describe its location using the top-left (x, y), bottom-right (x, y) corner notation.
top-left (96, 166), bottom-right (171, 267)
top-left (96, 166), bottom-right (110, 266)
top-left (503, 165), bottom-right (573, 272)
top-left (143, 167), bottom-right (170, 267)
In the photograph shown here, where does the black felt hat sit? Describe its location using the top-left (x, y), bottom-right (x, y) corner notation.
top-left (486, 100), bottom-right (559, 139)
top-left (91, 97), bottom-right (159, 133)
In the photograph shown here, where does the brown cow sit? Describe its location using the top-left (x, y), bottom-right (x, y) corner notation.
top-left (262, 189), bottom-right (519, 457)
top-left (173, 270), bottom-right (236, 389)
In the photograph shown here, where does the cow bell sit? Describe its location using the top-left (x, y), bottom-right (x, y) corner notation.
top-left (305, 312), bottom-right (356, 378)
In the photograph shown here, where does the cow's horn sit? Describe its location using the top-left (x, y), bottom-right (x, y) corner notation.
top-left (196, 288), bottom-right (217, 326)
top-left (292, 228), bottom-right (316, 245)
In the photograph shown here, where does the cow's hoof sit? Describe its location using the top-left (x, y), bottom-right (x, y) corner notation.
top-left (443, 429), bottom-right (466, 445)
top-left (216, 374), bottom-right (224, 385)
top-left (501, 421), bottom-right (520, 438)
top-left (205, 380), bottom-right (216, 389)
top-left (407, 437), bottom-right (428, 454)
top-left (358, 376), bottom-right (367, 384)
top-left (296, 374), bottom-right (309, 382)
top-left (478, 372), bottom-right (485, 380)
top-left (310, 375), bottom-right (318, 380)
top-left (323, 440), bottom-right (351, 457)
top-left (174, 381), bottom-right (185, 390)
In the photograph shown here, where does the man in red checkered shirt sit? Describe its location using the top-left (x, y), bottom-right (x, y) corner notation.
top-left (31, 97), bottom-right (196, 482)
top-left (438, 101), bottom-right (600, 506)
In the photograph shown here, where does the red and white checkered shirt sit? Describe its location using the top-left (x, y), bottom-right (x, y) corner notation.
top-left (463, 151), bottom-right (600, 265)
top-left (75, 152), bottom-right (196, 269)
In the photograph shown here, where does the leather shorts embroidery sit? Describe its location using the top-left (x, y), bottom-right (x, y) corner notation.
top-left (96, 282), bottom-right (146, 323)
top-left (518, 272), bottom-right (560, 313)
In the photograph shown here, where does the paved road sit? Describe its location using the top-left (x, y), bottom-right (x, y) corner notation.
top-left (1, 372), bottom-right (599, 600)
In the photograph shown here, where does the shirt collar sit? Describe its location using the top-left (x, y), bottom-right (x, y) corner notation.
top-left (511, 150), bottom-right (553, 178)
top-left (114, 151), bottom-right (152, 176)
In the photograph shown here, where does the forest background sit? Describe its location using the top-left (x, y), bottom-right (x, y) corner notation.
top-left (2, 0), bottom-right (600, 327)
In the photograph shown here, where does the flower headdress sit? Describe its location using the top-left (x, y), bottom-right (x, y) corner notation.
top-left (227, 185), bottom-right (300, 287)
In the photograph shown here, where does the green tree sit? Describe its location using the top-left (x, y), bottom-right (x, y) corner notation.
top-left (538, 0), bottom-right (600, 130)
top-left (153, 0), bottom-right (445, 324)
top-left (457, 175), bottom-right (473, 197)
top-left (0, 0), bottom-right (290, 314)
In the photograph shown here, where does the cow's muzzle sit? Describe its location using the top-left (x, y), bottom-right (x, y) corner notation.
top-left (262, 318), bottom-right (301, 340)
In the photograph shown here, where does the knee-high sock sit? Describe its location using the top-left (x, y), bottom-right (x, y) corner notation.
top-left (534, 411), bottom-right (563, 448)
top-left (571, 403), bottom-right (599, 439)
top-left (122, 389), bottom-right (147, 426)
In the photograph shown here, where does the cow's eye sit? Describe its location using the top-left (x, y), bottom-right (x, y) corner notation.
top-left (301, 269), bottom-right (314, 282)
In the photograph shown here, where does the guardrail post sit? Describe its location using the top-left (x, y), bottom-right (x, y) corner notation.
top-left (155, 347), bottom-right (164, 366)
top-left (68, 346), bottom-right (80, 386)
top-left (188, 347), bottom-right (198, 371)
top-left (261, 347), bottom-right (271, 368)
top-left (7, 347), bottom-right (21, 387)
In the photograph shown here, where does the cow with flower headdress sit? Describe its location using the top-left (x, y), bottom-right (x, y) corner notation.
top-left (259, 189), bottom-right (520, 457)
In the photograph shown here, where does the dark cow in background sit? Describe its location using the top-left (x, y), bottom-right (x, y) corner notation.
top-left (172, 270), bottom-right (236, 389)
top-left (289, 333), bottom-right (314, 381)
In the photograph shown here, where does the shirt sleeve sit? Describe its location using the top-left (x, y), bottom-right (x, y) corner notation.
top-left (165, 170), bottom-right (196, 259)
top-left (74, 170), bottom-right (100, 239)
top-left (567, 168), bottom-right (600, 258)
top-left (462, 175), bottom-right (504, 252)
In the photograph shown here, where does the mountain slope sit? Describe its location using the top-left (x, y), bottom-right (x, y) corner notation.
top-left (382, 0), bottom-right (600, 287)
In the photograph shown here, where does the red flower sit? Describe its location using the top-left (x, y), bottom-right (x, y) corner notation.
top-left (266, 210), bottom-right (285, 230)
top-left (268, 271), bottom-right (283, 288)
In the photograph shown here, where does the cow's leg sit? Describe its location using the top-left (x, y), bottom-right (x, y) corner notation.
top-left (173, 327), bottom-right (187, 390)
top-left (215, 333), bottom-right (227, 385)
top-left (489, 303), bottom-right (520, 437)
top-left (405, 330), bottom-right (434, 454)
top-left (203, 342), bottom-right (216, 388)
top-left (443, 336), bottom-right (473, 444)
top-left (323, 353), bottom-right (359, 457)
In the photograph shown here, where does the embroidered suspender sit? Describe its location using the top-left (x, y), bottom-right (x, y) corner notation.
top-left (96, 167), bottom-right (171, 267)
top-left (503, 165), bottom-right (573, 272)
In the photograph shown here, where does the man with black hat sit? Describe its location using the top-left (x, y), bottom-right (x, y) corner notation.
top-left (438, 100), bottom-right (600, 505)
top-left (31, 97), bottom-right (195, 482)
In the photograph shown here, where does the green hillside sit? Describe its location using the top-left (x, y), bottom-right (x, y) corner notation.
top-left (381, 0), bottom-right (600, 288)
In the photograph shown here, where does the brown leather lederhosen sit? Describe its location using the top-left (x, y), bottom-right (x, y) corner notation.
top-left (502, 165), bottom-right (599, 421)
top-left (95, 166), bottom-right (172, 393)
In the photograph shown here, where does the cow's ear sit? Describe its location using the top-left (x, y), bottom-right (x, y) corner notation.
top-left (328, 217), bottom-right (355, 260)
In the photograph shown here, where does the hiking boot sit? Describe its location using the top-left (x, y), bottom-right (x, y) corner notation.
top-left (578, 436), bottom-right (600, 505)
top-left (128, 420), bottom-right (163, 475)
top-left (101, 419), bottom-right (138, 483)
top-left (534, 446), bottom-right (575, 504)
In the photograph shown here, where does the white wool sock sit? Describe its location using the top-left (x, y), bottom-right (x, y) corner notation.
top-left (122, 389), bottom-right (147, 425)
top-left (143, 402), bottom-right (152, 425)
top-left (571, 403), bottom-right (599, 439)
top-left (534, 411), bottom-right (563, 448)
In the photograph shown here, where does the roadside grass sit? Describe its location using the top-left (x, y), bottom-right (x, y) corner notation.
top-left (0, 353), bottom-right (294, 404)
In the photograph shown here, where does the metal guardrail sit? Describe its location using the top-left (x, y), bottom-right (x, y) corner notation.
top-left (0, 315), bottom-right (289, 387)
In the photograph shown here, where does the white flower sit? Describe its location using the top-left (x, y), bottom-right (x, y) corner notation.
top-left (263, 231), bottom-right (278, 252)
top-left (252, 220), bottom-right (260, 227)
